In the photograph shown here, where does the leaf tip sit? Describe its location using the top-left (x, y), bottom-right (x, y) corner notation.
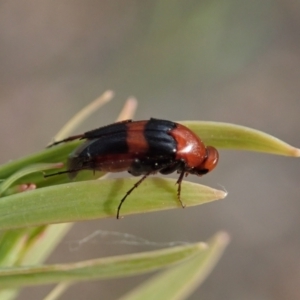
top-left (102, 90), bottom-right (115, 101)
top-left (116, 96), bottom-right (138, 121)
top-left (290, 147), bottom-right (300, 157)
top-left (215, 231), bottom-right (231, 246)
top-left (197, 242), bottom-right (209, 250)
top-left (214, 187), bottom-right (228, 200)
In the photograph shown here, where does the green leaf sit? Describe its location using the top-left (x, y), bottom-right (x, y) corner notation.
top-left (182, 121), bottom-right (300, 156)
top-left (0, 229), bottom-right (28, 266)
top-left (0, 289), bottom-right (19, 300)
top-left (120, 232), bottom-right (229, 300)
top-left (19, 224), bottom-right (73, 266)
top-left (0, 241), bottom-right (208, 288)
top-left (0, 178), bottom-right (226, 230)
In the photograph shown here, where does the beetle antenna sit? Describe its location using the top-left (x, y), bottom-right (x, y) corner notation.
top-left (47, 134), bottom-right (84, 148)
top-left (44, 169), bottom-right (80, 178)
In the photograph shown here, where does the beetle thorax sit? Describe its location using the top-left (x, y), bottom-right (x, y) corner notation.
top-left (169, 124), bottom-right (207, 168)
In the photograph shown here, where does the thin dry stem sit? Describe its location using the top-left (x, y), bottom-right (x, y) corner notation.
top-left (116, 96), bottom-right (138, 121)
top-left (50, 90), bottom-right (114, 143)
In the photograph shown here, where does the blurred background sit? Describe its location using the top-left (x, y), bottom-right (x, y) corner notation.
top-left (1, 0), bottom-right (300, 299)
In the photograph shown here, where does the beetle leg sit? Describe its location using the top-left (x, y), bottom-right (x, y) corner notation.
top-left (176, 169), bottom-right (186, 208)
top-left (117, 173), bottom-right (150, 219)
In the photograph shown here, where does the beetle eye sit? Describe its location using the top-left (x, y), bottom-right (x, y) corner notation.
top-left (196, 146), bottom-right (219, 175)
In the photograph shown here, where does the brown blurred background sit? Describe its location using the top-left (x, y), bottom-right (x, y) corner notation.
top-left (1, 1), bottom-right (300, 299)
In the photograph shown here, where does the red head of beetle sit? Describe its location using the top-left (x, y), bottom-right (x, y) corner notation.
top-left (192, 145), bottom-right (219, 175)
top-left (169, 123), bottom-right (219, 176)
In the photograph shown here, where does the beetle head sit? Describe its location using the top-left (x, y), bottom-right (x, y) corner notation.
top-left (193, 146), bottom-right (219, 176)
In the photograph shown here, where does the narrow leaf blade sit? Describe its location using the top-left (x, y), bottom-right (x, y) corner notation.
top-left (0, 242), bottom-right (206, 288)
top-left (182, 121), bottom-right (300, 156)
top-left (0, 178), bottom-right (226, 230)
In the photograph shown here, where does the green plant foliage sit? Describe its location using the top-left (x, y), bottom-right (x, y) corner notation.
top-left (0, 239), bottom-right (212, 288)
top-left (0, 178), bottom-right (226, 230)
top-left (0, 119), bottom-right (298, 300)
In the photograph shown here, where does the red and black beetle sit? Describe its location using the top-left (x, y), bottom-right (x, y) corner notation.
top-left (46, 118), bottom-right (219, 218)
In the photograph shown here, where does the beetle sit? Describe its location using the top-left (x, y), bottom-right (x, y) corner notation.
top-left (45, 118), bottom-right (219, 218)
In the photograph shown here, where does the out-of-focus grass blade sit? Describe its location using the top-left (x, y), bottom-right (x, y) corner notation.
top-left (50, 90), bottom-right (114, 143)
top-left (182, 121), bottom-right (300, 157)
top-left (120, 232), bottom-right (229, 300)
top-left (0, 241), bottom-right (207, 288)
top-left (0, 289), bottom-right (18, 300)
top-left (0, 229), bottom-right (28, 266)
top-left (19, 224), bottom-right (73, 265)
top-left (115, 97), bottom-right (138, 122)
top-left (0, 178), bottom-right (226, 230)
top-left (43, 283), bottom-right (72, 300)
